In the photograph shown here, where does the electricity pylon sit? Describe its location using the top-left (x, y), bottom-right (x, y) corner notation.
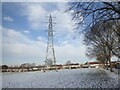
top-left (44, 15), bottom-right (57, 72)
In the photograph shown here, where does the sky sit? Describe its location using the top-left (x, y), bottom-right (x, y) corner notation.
top-left (1, 2), bottom-right (96, 66)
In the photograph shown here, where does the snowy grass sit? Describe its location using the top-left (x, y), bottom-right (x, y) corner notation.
top-left (2, 68), bottom-right (119, 88)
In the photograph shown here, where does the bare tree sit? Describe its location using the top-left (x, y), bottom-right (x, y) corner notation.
top-left (67, 2), bottom-right (120, 30)
top-left (66, 60), bottom-right (71, 65)
top-left (67, 2), bottom-right (120, 71)
top-left (84, 21), bottom-right (119, 71)
top-left (45, 59), bottom-right (53, 66)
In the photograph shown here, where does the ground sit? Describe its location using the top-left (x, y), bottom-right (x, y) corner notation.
top-left (1, 68), bottom-right (120, 88)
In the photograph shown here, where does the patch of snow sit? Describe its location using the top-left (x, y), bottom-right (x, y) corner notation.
top-left (2, 68), bottom-right (119, 88)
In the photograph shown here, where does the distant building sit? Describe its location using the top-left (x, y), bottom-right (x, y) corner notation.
top-left (88, 62), bottom-right (100, 68)
top-left (82, 62), bottom-right (100, 68)
top-left (63, 63), bottom-right (80, 69)
top-left (1, 65), bottom-right (8, 72)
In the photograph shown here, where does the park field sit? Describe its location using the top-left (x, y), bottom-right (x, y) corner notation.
top-left (1, 68), bottom-right (120, 88)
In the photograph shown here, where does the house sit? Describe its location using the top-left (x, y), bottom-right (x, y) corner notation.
top-left (7, 66), bottom-right (29, 72)
top-left (52, 65), bottom-right (63, 70)
top-left (87, 62), bottom-right (100, 68)
top-left (1, 65), bottom-right (8, 72)
top-left (46, 65), bottom-right (63, 70)
top-left (63, 63), bottom-right (80, 69)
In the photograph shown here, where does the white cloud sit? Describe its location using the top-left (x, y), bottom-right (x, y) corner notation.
top-left (23, 30), bottom-right (30, 33)
top-left (52, 10), bottom-right (74, 33)
top-left (56, 44), bottom-right (87, 60)
top-left (21, 2), bottom-right (77, 45)
top-left (0, 25), bottom-right (2, 43)
top-left (3, 27), bottom-right (46, 58)
top-left (22, 3), bottom-right (47, 29)
top-left (37, 36), bottom-right (46, 41)
top-left (37, 36), bottom-right (43, 41)
top-left (0, 26), bottom-right (2, 66)
top-left (3, 16), bottom-right (13, 21)
top-left (2, 27), bottom-right (88, 65)
top-left (21, 2), bottom-right (76, 33)
top-left (2, 3), bottom-right (88, 65)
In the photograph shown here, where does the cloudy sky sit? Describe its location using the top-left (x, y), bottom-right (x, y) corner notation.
top-left (2, 2), bottom-right (94, 66)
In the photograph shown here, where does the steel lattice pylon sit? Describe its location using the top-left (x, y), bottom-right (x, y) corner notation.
top-left (44, 15), bottom-right (57, 71)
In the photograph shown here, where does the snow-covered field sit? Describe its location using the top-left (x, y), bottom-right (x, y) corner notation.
top-left (2, 68), bottom-right (120, 88)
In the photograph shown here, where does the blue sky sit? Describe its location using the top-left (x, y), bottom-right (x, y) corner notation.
top-left (1, 2), bottom-right (95, 66)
